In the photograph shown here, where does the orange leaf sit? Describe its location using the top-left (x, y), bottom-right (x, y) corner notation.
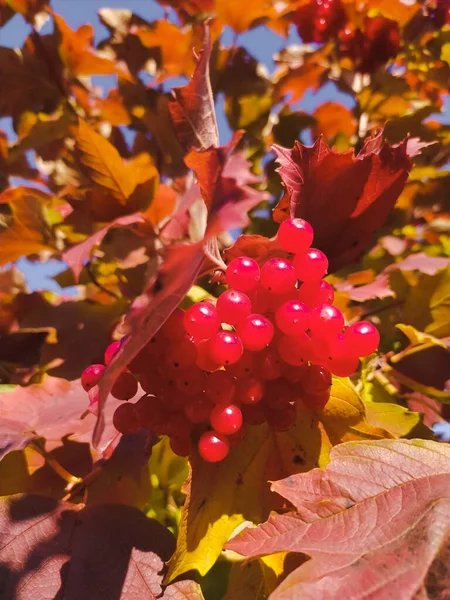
top-left (312, 101), bottom-right (357, 139)
top-left (215, 0), bottom-right (276, 33)
top-left (275, 62), bottom-right (327, 105)
top-left (0, 187), bottom-right (56, 264)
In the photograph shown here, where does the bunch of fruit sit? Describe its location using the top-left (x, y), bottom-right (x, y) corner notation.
top-left (81, 218), bottom-right (379, 463)
top-left (294, 0), bottom-right (347, 44)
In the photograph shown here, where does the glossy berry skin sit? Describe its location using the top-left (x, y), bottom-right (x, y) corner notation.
top-left (236, 377), bottom-right (265, 404)
top-left (275, 300), bottom-right (310, 336)
top-left (260, 258), bottom-right (298, 294)
top-left (301, 365), bottom-right (332, 394)
top-left (293, 248), bottom-right (329, 282)
top-left (225, 350), bottom-right (254, 378)
top-left (198, 431), bottom-right (230, 462)
top-left (277, 333), bottom-right (311, 367)
top-left (216, 289), bottom-right (252, 327)
top-left (104, 341), bottom-right (121, 365)
top-left (111, 371), bottom-right (138, 400)
top-left (81, 364), bottom-right (105, 391)
top-left (327, 353), bottom-right (359, 377)
top-left (302, 390), bottom-right (330, 410)
top-left (210, 403), bottom-right (243, 435)
top-left (298, 279), bottom-right (334, 308)
top-left (184, 302), bottom-right (220, 340)
top-left (195, 340), bottom-right (221, 372)
top-left (206, 370), bottom-right (236, 404)
top-left (277, 218), bottom-right (314, 254)
top-left (113, 402), bottom-right (140, 434)
top-left (238, 314), bottom-right (274, 351)
top-left (226, 257), bottom-right (260, 293)
top-left (345, 321), bottom-right (380, 356)
top-left (209, 331), bottom-right (243, 366)
top-left (309, 303), bottom-right (344, 339)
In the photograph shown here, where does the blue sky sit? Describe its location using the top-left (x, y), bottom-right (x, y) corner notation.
top-left (0, 1), bottom-right (448, 293)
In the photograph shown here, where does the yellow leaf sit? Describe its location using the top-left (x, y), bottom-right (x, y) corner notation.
top-left (167, 379), bottom-right (389, 581)
top-left (215, 0), bottom-right (275, 33)
top-left (0, 187), bottom-right (56, 264)
top-left (442, 43), bottom-right (450, 65)
top-left (76, 121), bottom-right (157, 206)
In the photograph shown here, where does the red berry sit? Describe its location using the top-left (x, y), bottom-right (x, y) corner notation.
top-left (264, 379), bottom-right (295, 410)
top-left (111, 371), bottom-right (138, 400)
top-left (210, 403), bottom-right (243, 435)
top-left (275, 300), bottom-right (310, 336)
top-left (345, 321), bottom-right (380, 356)
top-left (162, 308), bottom-right (186, 340)
top-left (165, 412), bottom-right (192, 439)
top-left (206, 370), bottom-right (236, 404)
top-left (281, 362), bottom-right (307, 383)
top-left (170, 435), bottom-right (191, 457)
top-left (327, 337), bottom-right (359, 377)
top-left (226, 257), bottom-right (260, 293)
top-left (128, 345), bottom-right (153, 376)
top-left (165, 338), bottom-right (197, 369)
top-left (225, 350), bottom-right (254, 378)
top-left (81, 364), bottom-right (105, 391)
top-left (184, 302), bottom-right (220, 340)
top-left (309, 304), bottom-right (344, 339)
top-left (184, 395), bottom-right (214, 423)
top-left (298, 280), bottom-right (334, 307)
top-left (293, 248), bottom-right (329, 282)
top-left (104, 340), bottom-right (121, 365)
top-left (266, 403), bottom-right (296, 431)
top-left (216, 289), bottom-right (252, 327)
top-left (301, 365), bottom-right (332, 394)
top-left (241, 403), bottom-right (266, 426)
top-left (228, 424), bottom-right (247, 445)
top-left (135, 395), bottom-right (162, 430)
top-left (236, 377), bottom-right (265, 404)
top-left (209, 331), bottom-right (243, 365)
top-left (195, 340), bottom-right (221, 372)
top-left (198, 431), bottom-right (230, 462)
top-left (113, 402), bottom-right (140, 434)
top-left (277, 218), bottom-right (314, 254)
top-left (255, 348), bottom-right (282, 380)
top-left (238, 314), bottom-right (274, 351)
top-left (175, 367), bottom-right (206, 396)
top-left (302, 390), bottom-right (330, 410)
top-left (260, 258), bottom-right (297, 294)
top-left (277, 333), bottom-right (311, 366)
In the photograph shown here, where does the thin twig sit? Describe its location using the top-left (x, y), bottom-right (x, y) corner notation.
top-left (85, 261), bottom-right (122, 301)
top-left (30, 440), bottom-right (82, 487)
top-left (360, 298), bottom-right (405, 320)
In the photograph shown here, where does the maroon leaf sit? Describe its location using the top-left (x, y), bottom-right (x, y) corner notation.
top-left (168, 24), bottom-right (219, 151)
top-left (272, 131), bottom-right (412, 270)
top-left (94, 136), bottom-right (265, 449)
top-left (0, 495), bottom-right (203, 600)
top-left (226, 439), bottom-right (450, 600)
top-left (63, 213), bottom-right (144, 281)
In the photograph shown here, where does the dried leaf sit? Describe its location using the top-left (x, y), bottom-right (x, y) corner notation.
top-left (168, 24), bottom-right (219, 151)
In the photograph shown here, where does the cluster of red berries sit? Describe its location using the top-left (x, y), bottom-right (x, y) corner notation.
top-left (338, 17), bottom-right (400, 74)
top-left (81, 217), bottom-right (380, 463)
top-left (294, 0), bottom-right (347, 44)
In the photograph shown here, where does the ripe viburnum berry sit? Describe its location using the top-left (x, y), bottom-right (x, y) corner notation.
top-left (260, 258), bottom-right (298, 294)
top-left (209, 331), bottom-right (244, 365)
top-left (81, 364), bottom-right (105, 391)
top-left (293, 248), bottom-right (329, 282)
top-left (113, 402), bottom-right (140, 434)
top-left (226, 257), bottom-right (260, 292)
top-left (277, 218), bottom-right (314, 254)
top-left (238, 314), bottom-right (274, 351)
top-left (344, 321), bottom-right (380, 356)
top-left (210, 403), bottom-right (243, 435)
top-left (104, 340), bottom-right (121, 365)
top-left (216, 289), bottom-right (252, 326)
top-left (111, 371), bottom-right (138, 400)
top-left (198, 431), bottom-right (230, 462)
top-left (184, 302), bottom-right (220, 339)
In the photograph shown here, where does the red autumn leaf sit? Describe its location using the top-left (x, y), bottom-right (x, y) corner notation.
top-left (63, 213), bottom-right (144, 281)
top-left (227, 439), bottom-right (450, 600)
top-left (0, 376), bottom-right (121, 460)
top-left (272, 131), bottom-right (412, 270)
top-left (168, 24), bottom-right (219, 151)
top-left (0, 494), bottom-right (203, 599)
